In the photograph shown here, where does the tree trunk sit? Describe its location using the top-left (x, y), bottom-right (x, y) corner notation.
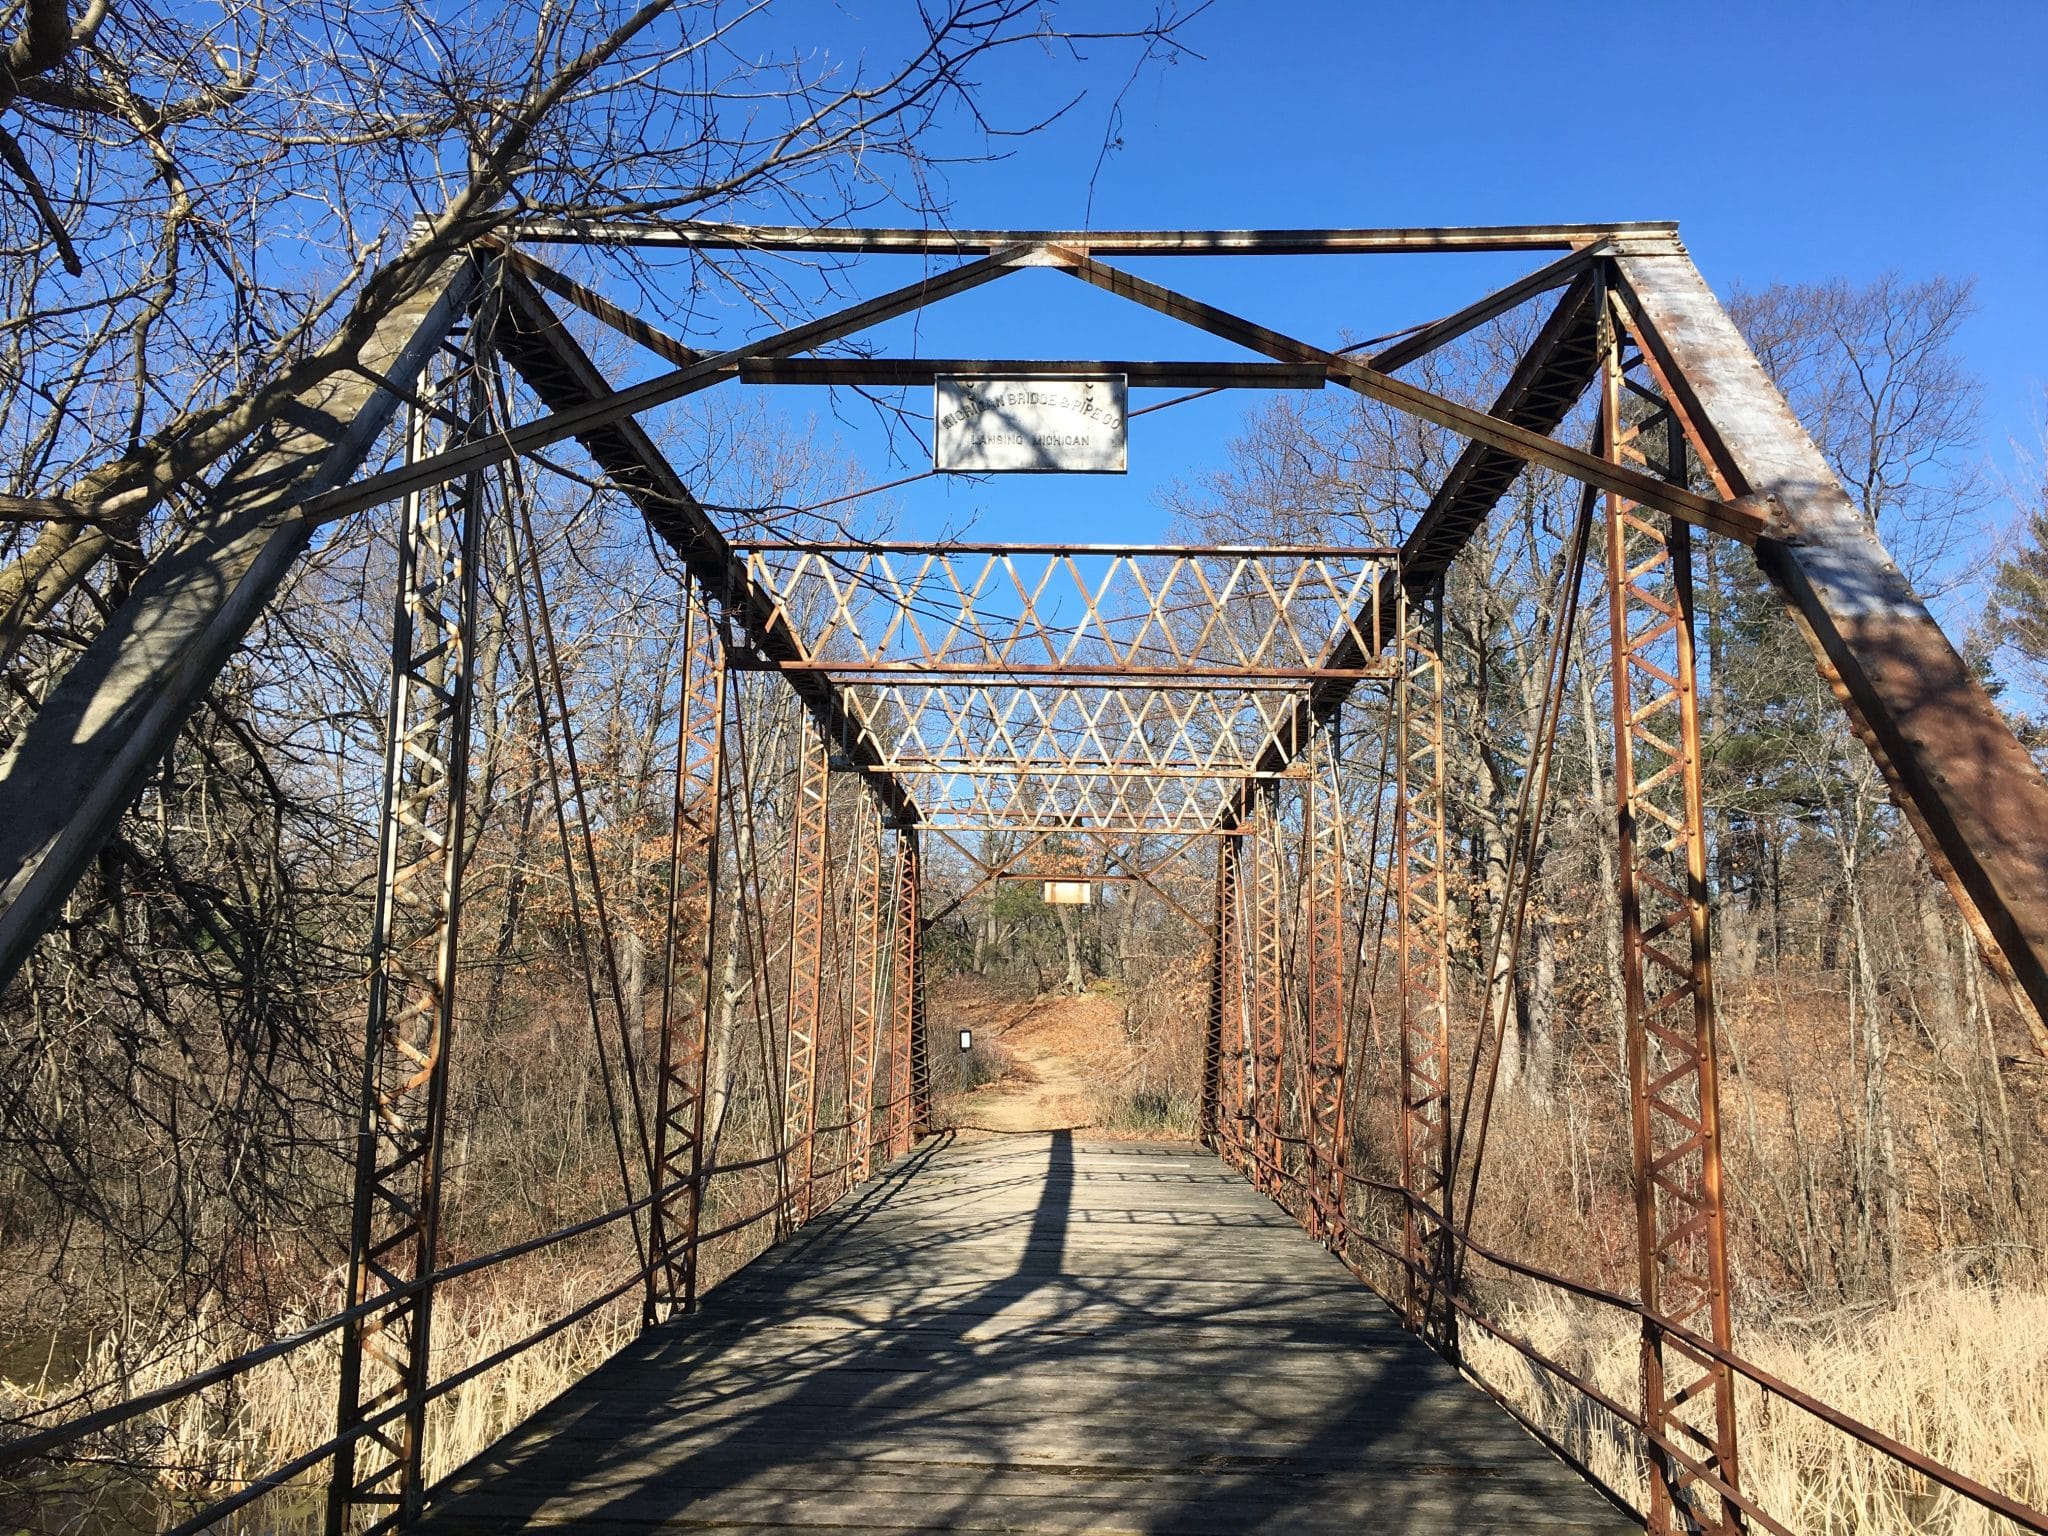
top-left (1058, 904), bottom-right (1085, 995)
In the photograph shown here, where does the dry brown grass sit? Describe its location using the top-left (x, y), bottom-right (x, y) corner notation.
top-left (1463, 1281), bottom-right (2048, 1534)
top-left (1, 1270), bottom-right (641, 1531)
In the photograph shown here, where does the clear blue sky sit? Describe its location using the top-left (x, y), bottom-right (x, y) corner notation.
top-left (672, 1), bottom-right (2046, 572)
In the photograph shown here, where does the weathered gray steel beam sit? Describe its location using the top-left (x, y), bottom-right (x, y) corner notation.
top-left (739, 359), bottom-right (1326, 390)
top-left (1615, 250), bottom-right (2048, 1035)
top-left (0, 257), bottom-right (482, 991)
top-left (1394, 271), bottom-right (1607, 592)
top-left (510, 220), bottom-right (1680, 256)
top-left (489, 270), bottom-right (920, 828)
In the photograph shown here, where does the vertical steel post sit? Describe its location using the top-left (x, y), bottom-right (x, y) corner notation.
top-left (887, 828), bottom-right (924, 1154)
top-left (1601, 304), bottom-right (1743, 1534)
top-left (329, 329), bottom-right (486, 1534)
top-left (1302, 732), bottom-right (1349, 1246)
top-left (902, 829), bottom-right (931, 1139)
top-left (1249, 787), bottom-right (1286, 1195)
top-left (782, 726), bottom-right (830, 1225)
top-left (1395, 584), bottom-right (1455, 1348)
top-left (649, 592), bottom-right (725, 1316)
top-left (1200, 837), bottom-right (1240, 1148)
top-left (847, 796), bottom-right (886, 1181)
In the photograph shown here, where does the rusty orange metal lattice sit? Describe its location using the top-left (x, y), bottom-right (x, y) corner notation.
top-left (650, 593), bottom-right (726, 1314)
top-left (1395, 588), bottom-right (1455, 1346)
top-left (330, 336), bottom-right (486, 1533)
top-left (1601, 308), bottom-right (1743, 1531)
top-left (782, 727), bottom-right (831, 1225)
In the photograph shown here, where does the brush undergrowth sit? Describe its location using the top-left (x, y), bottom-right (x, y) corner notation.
top-left (1462, 1281), bottom-right (2048, 1534)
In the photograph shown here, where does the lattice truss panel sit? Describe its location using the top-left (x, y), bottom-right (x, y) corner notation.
top-left (843, 682), bottom-right (1313, 777)
top-left (890, 768), bottom-right (1238, 833)
top-left (649, 593), bottom-right (725, 1314)
top-left (1298, 731), bottom-right (1348, 1248)
top-left (781, 726), bottom-right (831, 1226)
top-left (1601, 310), bottom-right (1741, 1532)
top-left (843, 797), bottom-right (887, 1183)
top-left (1395, 596), bottom-right (1455, 1346)
top-left (736, 544), bottom-right (1398, 680)
top-left (718, 544), bottom-right (1396, 837)
top-left (332, 327), bottom-right (487, 1532)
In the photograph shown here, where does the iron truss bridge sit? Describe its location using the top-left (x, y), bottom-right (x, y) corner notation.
top-left (0, 223), bottom-right (2044, 1536)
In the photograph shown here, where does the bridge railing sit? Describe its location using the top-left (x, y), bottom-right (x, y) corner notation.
top-left (1209, 1116), bottom-right (2048, 1535)
top-left (0, 1092), bottom-right (916, 1533)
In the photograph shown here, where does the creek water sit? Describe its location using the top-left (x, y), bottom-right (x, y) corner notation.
top-left (2, 1325), bottom-right (162, 1535)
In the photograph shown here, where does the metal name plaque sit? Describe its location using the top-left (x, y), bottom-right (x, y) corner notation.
top-left (934, 374), bottom-right (1128, 473)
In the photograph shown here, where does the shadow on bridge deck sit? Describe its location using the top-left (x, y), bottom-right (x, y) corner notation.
top-left (418, 1133), bottom-right (1633, 1533)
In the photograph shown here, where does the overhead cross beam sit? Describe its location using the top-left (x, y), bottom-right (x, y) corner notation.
top-left (507, 219), bottom-right (1681, 256)
top-left (1221, 269), bottom-right (1609, 826)
top-left (1045, 244), bottom-right (1775, 545)
top-left (303, 244), bottom-right (1043, 526)
top-left (739, 359), bottom-right (1326, 390)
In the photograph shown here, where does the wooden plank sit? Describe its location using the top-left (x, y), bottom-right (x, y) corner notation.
top-left (418, 1137), bottom-right (1633, 1533)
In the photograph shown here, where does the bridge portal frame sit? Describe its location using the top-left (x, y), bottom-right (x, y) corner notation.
top-left (1, 223), bottom-right (2044, 1536)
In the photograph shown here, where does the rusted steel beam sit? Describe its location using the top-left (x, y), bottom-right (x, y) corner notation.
top-left (740, 358), bottom-right (1327, 390)
top-left (781, 726), bottom-right (831, 1226)
top-left (498, 245), bottom-right (703, 368)
top-left (918, 829), bottom-right (1061, 930)
top-left (304, 245), bottom-right (1038, 525)
top-left (1396, 273), bottom-right (1609, 592)
top-left (1248, 790), bottom-right (1286, 1197)
top-left (487, 271), bottom-right (920, 829)
top-left (0, 255), bottom-right (481, 991)
top-left (1219, 273), bottom-right (1608, 827)
top-left (1367, 241), bottom-right (1607, 375)
top-left (649, 592), bottom-right (725, 1315)
top-left (328, 329), bottom-right (488, 1534)
top-left (1395, 593), bottom-right (1456, 1349)
top-left (887, 831), bottom-right (925, 1153)
top-left (1051, 247), bottom-right (1770, 544)
top-left (1199, 840), bottom-right (1238, 1149)
top-left (1614, 249), bottom-right (2048, 1038)
top-left (844, 797), bottom-right (887, 1181)
top-left (733, 543), bottom-right (1396, 686)
top-left (761, 661), bottom-right (1393, 681)
top-left (918, 820), bottom-right (1250, 836)
top-left (905, 834), bottom-right (931, 1139)
top-left (1599, 330), bottom-right (1743, 1532)
top-left (511, 219), bottom-right (1679, 255)
top-left (1301, 735), bottom-right (1349, 1246)
top-left (739, 541), bottom-right (1398, 555)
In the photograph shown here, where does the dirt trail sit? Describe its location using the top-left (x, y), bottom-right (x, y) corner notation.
top-left (941, 989), bottom-right (1125, 1133)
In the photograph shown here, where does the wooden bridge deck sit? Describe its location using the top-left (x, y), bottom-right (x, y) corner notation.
top-left (421, 1133), bottom-right (1632, 1533)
